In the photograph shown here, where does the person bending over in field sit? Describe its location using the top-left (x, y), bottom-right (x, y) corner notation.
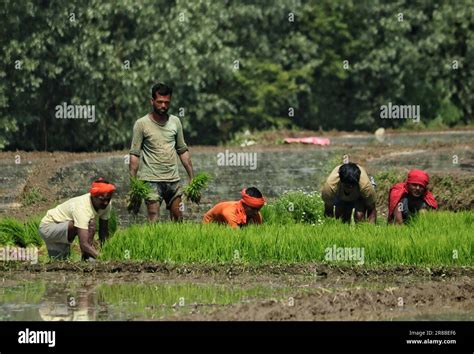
top-left (388, 169), bottom-right (437, 225)
top-left (321, 163), bottom-right (377, 224)
top-left (129, 83), bottom-right (194, 222)
top-left (38, 178), bottom-right (116, 260)
top-left (203, 187), bottom-right (265, 228)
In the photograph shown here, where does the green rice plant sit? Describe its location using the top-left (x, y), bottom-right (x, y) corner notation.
top-left (0, 218), bottom-right (28, 247)
top-left (0, 216), bottom-right (43, 247)
top-left (0, 229), bottom-right (15, 245)
top-left (23, 216), bottom-right (43, 246)
top-left (127, 177), bottom-right (152, 214)
top-left (261, 191), bottom-right (325, 225)
top-left (100, 211), bottom-right (473, 267)
top-left (183, 172), bottom-right (212, 204)
top-left (109, 207), bottom-right (118, 235)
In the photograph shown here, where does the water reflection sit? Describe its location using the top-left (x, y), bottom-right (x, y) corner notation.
top-left (0, 280), bottom-right (287, 321)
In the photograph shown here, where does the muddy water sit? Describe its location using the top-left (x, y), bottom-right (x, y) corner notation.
top-left (1, 272), bottom-right (472, 321)
top-left (0, 276), bottom-right (294, 321)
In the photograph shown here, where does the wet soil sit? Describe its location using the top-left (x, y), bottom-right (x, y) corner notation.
top-left (175, 277), bottom-right (473, 321)
top-left (1, 263), bottom-right (472, 321)
top-left (1, 261), bottom-right (473, 278)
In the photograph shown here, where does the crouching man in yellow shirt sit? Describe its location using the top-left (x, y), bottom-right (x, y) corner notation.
top-left (39, 178), bottom-right (116, 260)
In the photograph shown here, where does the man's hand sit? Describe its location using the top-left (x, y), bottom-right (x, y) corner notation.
top-left (78, 228), bottom-right (99, 259)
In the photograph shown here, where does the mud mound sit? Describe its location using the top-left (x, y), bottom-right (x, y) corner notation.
top-left (1, 261), bottom-right (472, 278)
top-left (176, 278), bottom-right (473, 321)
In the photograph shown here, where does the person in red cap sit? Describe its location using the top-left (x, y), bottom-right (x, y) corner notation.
top-left (388, 170), bottom-right (438, 224)
top-left (203, 187), bottom-right (265, 228)
top-left (39, 178), bottom-right (116, 260)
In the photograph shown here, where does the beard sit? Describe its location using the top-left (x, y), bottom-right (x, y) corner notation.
top-left (153, 106), bottom-right (168, 115)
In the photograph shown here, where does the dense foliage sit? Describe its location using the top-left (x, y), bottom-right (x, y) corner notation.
top-left (1, 0), bottom-right (472, 150)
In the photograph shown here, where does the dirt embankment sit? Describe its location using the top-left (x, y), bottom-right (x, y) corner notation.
top-left (1, 130), bottom-right (473, 221)
top-left (0, 151), bottom-right (120, 220)
top-left (2, 261), bottom-right (472, 277)
top-left (175, 277), bottom-right (473, 321)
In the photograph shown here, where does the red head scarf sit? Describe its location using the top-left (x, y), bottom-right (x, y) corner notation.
top-left (89, 178), bottom-right (116, 197)
top-left (406, 169), bottom-right (430, 188)
top-left (240, 188), bottom-right (266, 209)
top-left (235, 188), bottom-right (266, 225)
top-left (388, 170), bottom-right (437, 220)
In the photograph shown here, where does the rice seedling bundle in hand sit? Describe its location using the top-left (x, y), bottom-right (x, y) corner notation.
top-left (183, 172), bottom-right (212, 204)
top-left (127, 177), bottom-right (152, 214)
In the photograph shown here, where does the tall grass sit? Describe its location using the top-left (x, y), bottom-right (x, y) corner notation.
top-left (100, 211), bottom-right (473, 267)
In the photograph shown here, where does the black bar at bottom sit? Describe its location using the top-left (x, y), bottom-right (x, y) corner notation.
top-left (0, 321), bottom-right (471, 353)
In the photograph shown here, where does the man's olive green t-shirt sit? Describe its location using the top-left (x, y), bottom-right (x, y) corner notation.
top-left (321, 164), bottom-right (376, 206)
top-left (130, 113), bottom-right (188, 182)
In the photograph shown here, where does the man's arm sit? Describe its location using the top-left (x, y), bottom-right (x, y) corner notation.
top-left (391, 206), bottom-right (404, 225)
top-left (129, 154), bottom-right (140, 178)
top-left (324, 203), bottom-right (334, 218)
top-left (366, 203), bottom-right (377, 224)
top-left (321, 182), bottom-right (335, 218)
top-left (129, 120), bottom-right (143, 177)
top-left (175, 118), bottom-right (193, 181)
top-left (179, 151), bottom-right (194, 182)
top-left (78, 228), bottom-right (99, 259)
top-left (98, 218), bottom-right (109, 245)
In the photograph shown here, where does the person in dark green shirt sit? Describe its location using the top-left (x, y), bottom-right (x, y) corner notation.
top-left (129, 83), bottom-right (194, 222)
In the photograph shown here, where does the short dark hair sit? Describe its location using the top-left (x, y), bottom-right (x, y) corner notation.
top-left (151, 83), bottom-right (173, 99)
top-left (338, 163), bottom-right (361, 185)
top-left (245, 187), bottom-right (263, 198)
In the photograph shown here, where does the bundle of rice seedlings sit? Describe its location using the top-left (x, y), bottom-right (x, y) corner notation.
top-left (0, 229), bottom-right (14, 245)
top-left (183, 172), bottom-right (212, 204)
top-left (0, 218), bottom-right (27, 247)
top-left (127, 177), bottom-right (152, 214)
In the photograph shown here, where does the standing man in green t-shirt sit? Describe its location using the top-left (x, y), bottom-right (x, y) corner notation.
top-left (129, 83), bottom-right (194, 222)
